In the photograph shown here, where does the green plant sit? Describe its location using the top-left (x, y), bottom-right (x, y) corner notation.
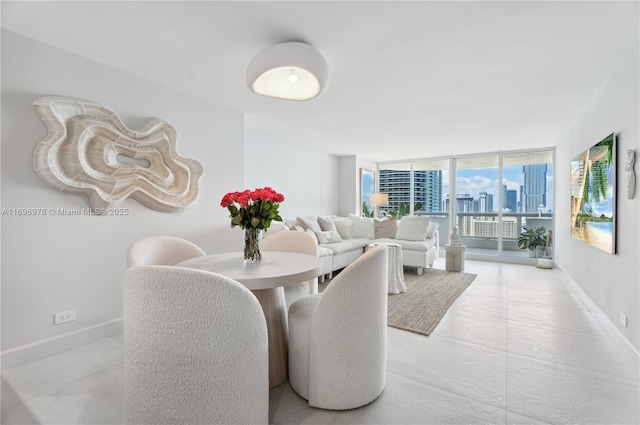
top-left (517, 226), bottom-right (547, 251)
top-left (387, 202), bottom-right (423, 219)
top-left (362, 202), bottom-right (373, 218)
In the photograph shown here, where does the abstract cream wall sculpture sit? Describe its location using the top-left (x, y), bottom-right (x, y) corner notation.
top-left (33, 96), bottom-right (203, 214)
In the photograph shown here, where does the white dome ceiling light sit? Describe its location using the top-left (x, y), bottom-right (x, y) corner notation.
top-left (246, 42), bottom-right (330, 101)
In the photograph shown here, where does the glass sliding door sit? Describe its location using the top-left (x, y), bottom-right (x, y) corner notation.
top-left (454, 155), bottom-right (500, 256)
top-left (375, 149), bottom-right (554, 263)
top-left (413, 159), bottom-right (449, 239)
top-left (502, 150), bottom-right (554, 258)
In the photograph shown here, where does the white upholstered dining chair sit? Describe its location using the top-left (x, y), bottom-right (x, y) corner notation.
top-left (124, 265), bottom-right (269, 425)
top-left (262, 230), bottom-right (319, 309)
top-left (287, 245), bottom-right (388, 410)
top-left (127, 235), bottom-right (206, 268)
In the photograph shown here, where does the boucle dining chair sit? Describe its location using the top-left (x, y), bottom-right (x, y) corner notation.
top-left (127, 235), bottom-right (206, 268)
top-left (124, 265), bottom-right (269, 425)
top-left (288, 245), bottom-right (388, 410)
top-left (262, 230), bottom-right (319, 309)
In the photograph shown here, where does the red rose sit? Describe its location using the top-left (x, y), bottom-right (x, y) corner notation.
top-left (220, 192), bottom-right (234, 207)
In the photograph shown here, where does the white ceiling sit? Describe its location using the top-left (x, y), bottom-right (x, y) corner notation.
top-left (2, 1), bottom-right (638, 161)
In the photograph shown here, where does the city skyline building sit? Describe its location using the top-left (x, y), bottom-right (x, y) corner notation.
top-left (378, 169), bottom-right (443, 213)
top-left (506, 189), bottom-right (517, 212)
top-left (523, 164), bottom-right (548, 212)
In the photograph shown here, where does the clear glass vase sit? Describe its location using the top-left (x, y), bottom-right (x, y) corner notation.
top-left (244, 227), bottom-right (262, 263)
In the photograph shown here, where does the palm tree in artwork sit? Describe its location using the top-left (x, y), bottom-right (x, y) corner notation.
top-left (582, 136), bottom-right (614, 205)
top-left (571, 134), bottom-right (614, 228)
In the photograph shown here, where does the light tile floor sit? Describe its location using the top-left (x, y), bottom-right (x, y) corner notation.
top-left (2, 259), bottom-right (639, 424)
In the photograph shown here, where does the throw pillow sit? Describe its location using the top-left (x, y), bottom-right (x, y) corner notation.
top-left (305, 229), bottom-right (319, 245)
top-left (316, 230), bottom-right (342, 244)
top-left (426, 221), bottom-right (439, 239)
top-left (265, 220), bottom-right (288, 235)
top-left (349, 214), bottom-right (375, 239)
top-left (374, 218), bottom-right (397, 239)
top-left (395, 221), bottom-right (428, 241)
top-left (399, 215), bottom-right (431, 228)
top-left (297, 216), bottom-right (322, 234)
top-left (332, 217), bottom-right (352, 239)
top-left (318, 216), bottom-right (337, 232)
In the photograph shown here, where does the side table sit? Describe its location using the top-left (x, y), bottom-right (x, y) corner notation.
top-left (367, 242), bottom-right (407, 294)
top-left (445, 244), bottom-right (466, 272)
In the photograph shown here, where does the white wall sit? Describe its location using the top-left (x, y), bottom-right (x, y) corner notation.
top-left (244, 128), bottom-right (339, 218)
top-left (1, 31), bottom-right (245, 367)
top-left (555, 40), bottom-right (640, 351)
top-left (338, 155), bottom-right (357, 216)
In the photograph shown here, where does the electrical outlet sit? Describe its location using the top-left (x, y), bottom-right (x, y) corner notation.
top-left (54, 309), bottom-right (76, 325)
top-left (619, 312), bottom-right (628, 327)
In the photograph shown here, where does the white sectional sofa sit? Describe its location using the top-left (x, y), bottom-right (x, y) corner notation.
top-left (266, 214), bottom-right (440, 280)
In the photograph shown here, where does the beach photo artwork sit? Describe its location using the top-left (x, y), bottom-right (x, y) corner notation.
top-left (570, 133), bottom-right (616, 254)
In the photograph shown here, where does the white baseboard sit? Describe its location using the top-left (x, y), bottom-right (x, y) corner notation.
top-left (556, 264), bottom-right (640, 367)
top-left (1, 318), bottom-right (124, 371)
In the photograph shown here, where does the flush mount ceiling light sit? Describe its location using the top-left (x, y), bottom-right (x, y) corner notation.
top-left (246, 42), bottom-right (330, 101)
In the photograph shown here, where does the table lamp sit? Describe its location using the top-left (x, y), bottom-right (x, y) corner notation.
top-left (370, 193), bottom-right (388, 218)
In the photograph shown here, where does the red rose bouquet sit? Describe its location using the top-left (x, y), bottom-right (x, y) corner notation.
top-left (220, 187), bottom-right (285, 230)
top-left (221, 187), bottom-right (284, 262)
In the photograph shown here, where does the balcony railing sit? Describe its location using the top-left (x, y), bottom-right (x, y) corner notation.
top-left (406, 211), bottom-right (554, 257)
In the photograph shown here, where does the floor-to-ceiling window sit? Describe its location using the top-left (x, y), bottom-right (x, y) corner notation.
top-left (378, 159), bottom-right (449, 221)
top-left (454, 155), bottom-right (500, 256)
top-left (377, 149), bottom-right (554, 262)
top-left (378, 162), bottom-right (411, 218)
top-left (501, 150), bottom-right (554, 258)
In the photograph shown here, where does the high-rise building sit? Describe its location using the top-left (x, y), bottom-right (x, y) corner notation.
top-left (506, 189), bottom-right (517, 212)
top-left (523, 164), bottom-right (547, 212)
top-left (501, 185), bottom-right (517, 212)
top-left (442, 194), bottom-right (475, 213)
top-left (379, 169), bottom-right (442, 213)
top-left (473, 217), bottom-right (519, 238)
top-left (478, 191), bottom-right (488, 213)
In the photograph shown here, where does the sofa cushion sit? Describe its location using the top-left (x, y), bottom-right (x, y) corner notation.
top-left (373, 237), bottom-right (436, 252)
top-left (305, 229), bottom-right (319, 245)
top-left (319, 238), bottom-right (369, 255)
top-left (316, 230), bottom-right (342, 244)
top-left (317, 246), bottom-right (333, 258)
top-left (399, 215), bottom-right (431, 227)
top-left (349, 214), bottom-right (375, 239)
top-left (395, 221), bottom-right (428, 241)
top-left (374, 218), bottom-right (397, 239)
top-left (297, 216), bottom-right (322, 233)
top-left (332, 217), bottom-right (352, 239)
top-left (318, 216), bottom-right (337, 232)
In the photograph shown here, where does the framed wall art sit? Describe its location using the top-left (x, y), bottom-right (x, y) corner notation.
top-left (570, 133), bottom-right (616, 254)
top-left (360, 168), bottom-right (375, 217)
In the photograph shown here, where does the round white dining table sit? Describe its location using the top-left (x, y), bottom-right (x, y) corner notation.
top-left (177, 251), bottom-right (322, 388)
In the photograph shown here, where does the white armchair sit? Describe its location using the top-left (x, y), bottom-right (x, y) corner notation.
top-left (288, 245), bottom-right (388, 410)
top-left (262, 230), bottom-right (319, 309)
top-left (124, 265), bottom-right (269, 424)
top-left (127, 236), bottom-right (205, 267)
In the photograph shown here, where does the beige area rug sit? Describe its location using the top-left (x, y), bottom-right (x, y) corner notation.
top-left (320, 268), bottom-right (477, 336)
top-left (387, 269), bottom-right (476, 335)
